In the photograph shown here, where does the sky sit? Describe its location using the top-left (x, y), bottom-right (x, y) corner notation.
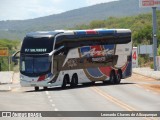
top-left (0, 0), bottom-right (118, 21)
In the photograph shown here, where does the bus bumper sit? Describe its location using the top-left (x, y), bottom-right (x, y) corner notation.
top-left (20, 74), bottom-right (61, 87)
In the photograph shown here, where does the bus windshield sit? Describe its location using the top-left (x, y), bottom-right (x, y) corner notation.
top-left (20, 56), bottom-right (51, 76)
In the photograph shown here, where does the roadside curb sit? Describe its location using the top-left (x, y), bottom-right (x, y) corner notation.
top-left (0, 71), bottom-right (13, 84)
top-left (132, 68), bottom-right (160, 80)
top-left (0, 71), bottom-right (14, 91)
top-left (0, 84), bottom-right (11, 91)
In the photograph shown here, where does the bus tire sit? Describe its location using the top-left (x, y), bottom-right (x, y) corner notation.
top-left (103, 80), bottom-right (109, 84)
top-left (62, 75), bottom-right (68, 89)
top-left (109, 71), bottom-right (116, 84)
top-left (90, 81), bottom-right (95, 85)
top-left (118, 69), bottom-right (122, 79)
top-left (43, 87), bottom-right (48, 90)
top-left (35, 86), bottom-right (39, 91)
top-left (115, 72), bottom-right (121, 84)
top-left (71, 74), bottom-right (78, 88)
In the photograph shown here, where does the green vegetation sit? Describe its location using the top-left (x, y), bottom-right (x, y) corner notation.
top-left (0, 39), bottom-right (20, 50)
top-left (0, 39), bottom-right (20, 71)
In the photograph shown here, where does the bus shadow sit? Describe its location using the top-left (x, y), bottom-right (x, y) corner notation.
top-left (25, 82), bottom-right (135, 93)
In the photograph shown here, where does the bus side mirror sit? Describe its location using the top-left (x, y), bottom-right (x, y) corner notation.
top-left (12, 51), bottom-right (20, 65)
top-left (49, 46), bottom-right (65, 56)
top-left (55, 46), bottom-right (64, 52)
top-left (54, 46), bottom-right (65, 55)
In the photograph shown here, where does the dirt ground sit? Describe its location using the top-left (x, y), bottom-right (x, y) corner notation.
top-left (127, 73), bottom-right (160, 93)
top-left (12, 72), bottom-right (20, 84)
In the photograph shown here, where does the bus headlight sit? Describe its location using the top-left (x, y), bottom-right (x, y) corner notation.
top-left (20, 76), bottom-right (24, 80)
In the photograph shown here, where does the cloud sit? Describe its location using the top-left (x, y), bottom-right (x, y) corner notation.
top-left (0, 0), bottom-right (119, 20)
top-left (25, 0), bottom-right (64, 19)
top-left (0, 0), bottom-right (64, 20)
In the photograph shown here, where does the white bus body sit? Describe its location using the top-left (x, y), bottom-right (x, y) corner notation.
top-left (17, 29), bottom-right (132, 90)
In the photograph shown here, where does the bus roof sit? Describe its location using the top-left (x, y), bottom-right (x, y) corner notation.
top-left (26, 31), bottom-right (61, 38)
top-left (26, 29), bottom-right (131, 38)
top-left (73, 29), bottom-right (131, 35)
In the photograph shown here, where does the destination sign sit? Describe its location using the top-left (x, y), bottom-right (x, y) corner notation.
top-left (25, 48), bottom-right (47, 53)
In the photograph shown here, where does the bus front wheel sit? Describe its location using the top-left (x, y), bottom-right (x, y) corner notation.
top-left (35, 86), bottom-right (39, 91)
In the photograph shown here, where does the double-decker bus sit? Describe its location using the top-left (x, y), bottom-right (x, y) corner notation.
top-left (13, 29), bottom-right (132, 91)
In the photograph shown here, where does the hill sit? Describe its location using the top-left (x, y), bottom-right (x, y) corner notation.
top-left (0, 0), bottom-right (151, 40)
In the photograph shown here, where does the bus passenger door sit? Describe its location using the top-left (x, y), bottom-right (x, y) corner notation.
top-left (53, 59), bottom-right (59, 74)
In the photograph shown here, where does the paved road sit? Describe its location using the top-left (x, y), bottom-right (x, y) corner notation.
top-left (0, 73), bottom-right (160, 120)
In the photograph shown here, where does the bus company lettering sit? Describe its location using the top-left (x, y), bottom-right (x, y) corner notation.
top-left (25, 48), bottom-right (47, 53)
top-left (92, 57), bottom-right (106, 62)
top-left (82, 48), bottom-right (114, 57)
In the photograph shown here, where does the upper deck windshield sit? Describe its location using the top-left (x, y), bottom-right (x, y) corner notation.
top-left (20, 55), bottom-right (51, 76)
top-left (21, 37), bottom-right (54, 54)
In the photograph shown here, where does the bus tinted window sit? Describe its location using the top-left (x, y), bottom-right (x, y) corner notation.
top-left (20, 55), bottom-right (51, 77)
top-left (55, 34), bottom-right (131, 49)
top-left (21, 37), bottom-right (54, 54)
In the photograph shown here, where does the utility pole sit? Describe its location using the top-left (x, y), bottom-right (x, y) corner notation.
top-left (8, 56), bottom-right (11, 71)
top-left (152, 7), bottom-right (158, 71)
top-left (139, 0), bottom-right (160, 71)
top-left (0, 62), bottom-right (1, 71)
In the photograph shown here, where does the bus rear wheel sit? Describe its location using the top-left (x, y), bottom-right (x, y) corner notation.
top-left (71, 74), bottom-right (78, 88)
top-left (35, 86), bottom-right (39, 91)
top-left (62, 75), bottom-right (69, 89)
top-left (115, 72), bottom-right (121, 84)
top-left (109, 71), bottom-right (116, 84)
top-left (90, 81), bottom-right (95, 85)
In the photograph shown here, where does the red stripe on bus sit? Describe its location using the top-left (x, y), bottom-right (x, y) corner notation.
top-left (86, 30), bottom-right (97, 34)
top-left (38, 75), bottom-right (46, 81)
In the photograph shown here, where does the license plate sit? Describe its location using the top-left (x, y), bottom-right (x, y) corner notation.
top-left (31, 84), bottom-right (36, 86)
